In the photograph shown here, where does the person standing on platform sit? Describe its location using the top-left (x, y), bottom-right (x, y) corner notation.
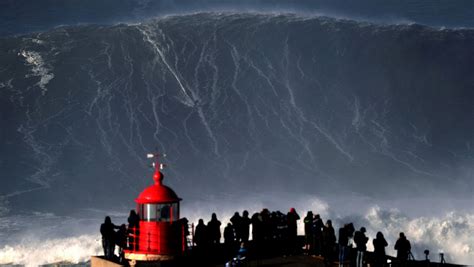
top-left (323, 219), bottom-right (336, 264)
top-left (395, 232), bottom-right (412, 263)
top-left (230, 212), bottom-right (242, 242)
top-left (373, 231), bottom-right (388, 267)
top-left (338, 224), bottom-right (349, 267)
top-left (304, 211), bottom-right (314, 254)
top-left (240, 210), bottom-right (251, 243)
top-left (100, 216), bottom-right (118, 260)
top-left (208, 213), bottom-right (222, 245)
top-left (127, 210), bottom-right (139, 250)
top-left (354, 227), bottom-right (368, 267)
top-left (287, 208), bottom-right (300, 255)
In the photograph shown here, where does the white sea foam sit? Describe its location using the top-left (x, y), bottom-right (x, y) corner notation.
top-left (19, 50), bottom-right (54, 95)
top-left (0, 234), bottom-right (101, 267)
top-left (363, 206), bottom-right (474, 264)
top-left (31, 39), bottom-right (45, 45)
top-left (0, 211), bottom-right (110, 266)
top-left (0, 195), bottom-right (472, 265)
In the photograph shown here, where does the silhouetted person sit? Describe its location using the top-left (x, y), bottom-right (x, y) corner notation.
top-left (116, 224), bottom-right (127, 263)
top-left (354, 227), bottom-right (368, 267)
top-left (208, 213), bottom-right (222, 244)
top-left (230, 212), bottom-right (242, 242)
top-left (277, 211), bottom-right (289, 242)
top-left (224, 223), bottom-right (235, 245)
top-left (323, 219), bottom-right (336, 265)
top-left (345, 223), bottom-right (356, 267)
top-left (395, 232), bottom-right (411, 262)
top-left (270, 211), bottom-right (281, 241)
top-left (338, 224), bottom-right (349, 267)
top-left (240, 210), bottom-right (251, 242)
top-left (287, 208), bottom-right (299, 237)
top-left (373, 231), bottom-right (388, 267)
top-left (100, 216), bottom-right (118, 260)
top-left (287, 208), bottom-right (300, 254)
top-left (127, 210), bottom-right (139, 250)
top-left (346, 223), bottom-right (355, 239)
top-left (194, 219), bottom-right (207, 248)
top-left (313, 214), bottom-right (324, 255)
top-left (304, 211), bottom-right (314, 254)
top-left (261, 208), bottom-right (272, 241)
top-left (251, 212), bottom-right (263, 242)
top-left (178, 217), bottom-right (190, 250)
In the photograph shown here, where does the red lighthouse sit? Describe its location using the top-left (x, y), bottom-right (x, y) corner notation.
top-left (125, 153), bottom-right (186, 265)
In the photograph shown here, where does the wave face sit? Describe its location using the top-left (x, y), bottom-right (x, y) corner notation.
top-left (0, 13), bottom-right (473, 265)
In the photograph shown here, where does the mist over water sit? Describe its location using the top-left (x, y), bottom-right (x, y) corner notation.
top-left (0, 10), bottom-right (473, 266)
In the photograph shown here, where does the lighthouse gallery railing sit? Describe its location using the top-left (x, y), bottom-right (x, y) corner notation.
top-left (124, 221), bottom-right (191, 254)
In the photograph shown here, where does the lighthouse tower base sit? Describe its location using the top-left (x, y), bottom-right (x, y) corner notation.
top-left (91, 256), bottom-right (125, 267)
top-left (91, 254), bottom-right (178, 267)
top-left (125, 252), bottom-right (175, 266)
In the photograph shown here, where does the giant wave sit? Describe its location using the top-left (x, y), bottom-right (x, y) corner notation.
top-left (0, 12), bottom-right (473, 265)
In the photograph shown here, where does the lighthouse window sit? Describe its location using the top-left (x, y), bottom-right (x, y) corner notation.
top-left (160, 205), bottom-right (170, 221)
top-left (138, 203), bottom-right (179, 222)
top-left (157, 203), bottom-right (178, 222)
top-left (141, 204), bottom-right (157, 222)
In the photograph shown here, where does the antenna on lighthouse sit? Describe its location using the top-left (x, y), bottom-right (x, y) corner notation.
top-left (147, 152), bottom-right (167, 185)
top-left (147, 153), bottom-right (167, 167)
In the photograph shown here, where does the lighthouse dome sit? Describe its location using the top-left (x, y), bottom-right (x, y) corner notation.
top-left (135, 171), bottom-right (181, 204)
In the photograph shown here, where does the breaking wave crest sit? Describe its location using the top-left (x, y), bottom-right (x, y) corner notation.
top-left (0, 235), bottom-right (101, 266)
top-left (364, 207), bottom-right (474, 264)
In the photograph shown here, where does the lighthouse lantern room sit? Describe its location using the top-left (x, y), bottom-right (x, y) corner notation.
top-left (125, 153), bottom-right (185, 263)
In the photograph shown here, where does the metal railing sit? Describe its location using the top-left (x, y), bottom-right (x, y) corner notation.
top-left (124, 222), bottom-right (192, 254)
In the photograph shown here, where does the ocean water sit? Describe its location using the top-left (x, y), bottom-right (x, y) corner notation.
top-left (0, 4), bottom-right (473, 266)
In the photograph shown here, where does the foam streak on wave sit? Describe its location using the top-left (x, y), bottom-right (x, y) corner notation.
top-left (137, 25), bottom-right (195, 107)
top-left (19, 50), bottom-right (54, 95)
